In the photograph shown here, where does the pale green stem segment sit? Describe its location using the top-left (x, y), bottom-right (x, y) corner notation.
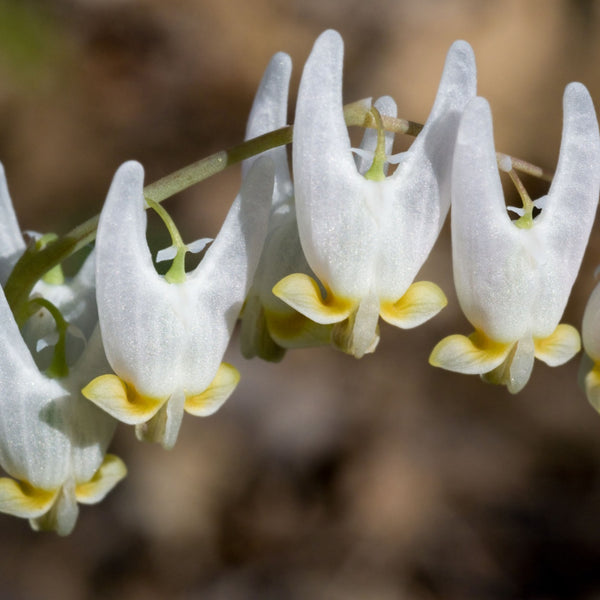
top-left (36, 234), bottom-right (65, 285)
top-left (364, 107), bottom-right (388, 182)
top-left (3, 99), bottom-right (553, 324)
top-left (508, 165), bottom-right (535, 229)
top-left (145, 198), bottom-right (187, 284)
top-left (27, 297), bottom-right (70, 379)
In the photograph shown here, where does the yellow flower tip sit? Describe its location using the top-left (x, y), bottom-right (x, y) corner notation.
top-left (0, 478), bottom-right (58, 519)
top-left (380, 281), bottom-right (447, 329)
top-left (272, 273), bottom-right (354, 325)
top-left (534, 323), bottom-right (581, 367)
top-left (75, 454), bottom-right (127, 505)
top-left (82, 374), bottom-right (166, 425)
top-left (429, 330), bottom-right (512, 374)
top-left (185, 362), bottom-right (240, 417)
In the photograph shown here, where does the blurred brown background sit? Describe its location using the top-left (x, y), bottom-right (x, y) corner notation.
top-left (2, 0), bottom-right (600, 598)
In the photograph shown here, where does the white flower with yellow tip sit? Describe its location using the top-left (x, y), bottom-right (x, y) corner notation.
top-left (0, 291), bottom-right (123, 536)
top-left (430, 83), bottom-right (600, 393)
top-left (0, 165), bottom-right (124, 536)
top-left (239, 51), bottom-right (332, 362)
top-left (273, 30), bottom-right (477, 358)
top-left (83, 159), bottom-right (272, 449)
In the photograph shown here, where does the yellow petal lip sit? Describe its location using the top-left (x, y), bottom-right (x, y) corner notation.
top-left (0, 478), bottom-right (58, 518)
top-left (429, 329), bottom-right (512, 374)
top-left (82, 374), bottom-right (166, 425)
top-left (75, 454), bottom-right (127, 505)
top-left (185, 362), bottom-right (240, 417)
top-left (272, 273), bottom-right (354, 325)
top-left (380, 281), bottom-right (447, 329)
top-left (534, 323), bottom-right (581, 367)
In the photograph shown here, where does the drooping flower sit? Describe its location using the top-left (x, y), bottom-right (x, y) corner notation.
top-left (0, 167), bottom-right (124, 535)
top-left (273, 30), bottom-right (477, 358)
top-left (430, 83), bottom-right (600, 393)
top-left (83, 159), bottom-right (272, 449)
top-left (0, 318), bottom-right (124, 535)
top-left (239, 51), bottom-right (332, 361)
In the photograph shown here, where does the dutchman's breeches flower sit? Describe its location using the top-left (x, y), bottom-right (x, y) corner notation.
top-left (0, 165), bottom-right (125, 536)
top-left (274, 30), bottom-right (477, 358)
top-left (430, 84), bottom-right (600, 393)
top-left (83, 159), bottom-right (272, 450)
top-left (239, 52), bottom-right (332, 362)
top-left (0, 322), bottom-right (124, 536)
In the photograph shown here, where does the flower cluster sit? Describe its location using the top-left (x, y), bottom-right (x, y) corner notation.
top-left (1, 28), bottom-right (600, 534)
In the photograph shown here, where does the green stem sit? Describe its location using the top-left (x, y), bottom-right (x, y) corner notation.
top-left (28, 297), bottom-right (70, 379)
top-left (145, 198), bottom-right (188, 284)
top-left (507, 167), bottom-right (535, 229)
top-left (364, 107), bottom-right (387, 181)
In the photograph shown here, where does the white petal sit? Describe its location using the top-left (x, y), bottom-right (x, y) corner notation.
top-left (0, 286), bottom-right (71, 490)
top-left (243, 51), bottom-right (293, 209)
top-left (451, 97), bottom-right (536, 342)
top-left (96, 161), bottom-right (188, 398)
top-left (375, 40), bottom-right (476, 301)
top-left (98, 158), bottom-right (271, 402)
top-left (63, 326), bottom-right (116, 484)
top-left (155, 238), bottom-right (212, 262)
top-left (394, 40), bottom-right (476, 218)
top-left (0, 163), bottom-right (25, 285)
top-left (155, 244), bottom-right (177, 262)
top-left (135, 389), bottom-right (185, 450)
top-left (293, 29), bottom-right (378, 299)
top-left (186, 237), bottom-right (213, 254)
top-left (532, 83), bottom-right (600, 336)
top-left (31, 480), bottom-right (79, 536)
top-left (36, 331), bottom-right (59, 352)
top-left (507, 335), bottom-right (535, 393)
top-left (184, 158), bottom-right (273, 389)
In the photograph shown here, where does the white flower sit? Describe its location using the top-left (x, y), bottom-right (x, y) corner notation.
top-left (273, 30), bottom-right (477, 358)
top-left (0, 167), bottom-right (123, 535)
top-left (83, 159), bottom-right (272, 449)
top-left (430, 83), bottom-right (600, 393)
top-left (239, 51), bottom-right (331, 361)
top-left (0, 319), bottom-right (123, 535)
